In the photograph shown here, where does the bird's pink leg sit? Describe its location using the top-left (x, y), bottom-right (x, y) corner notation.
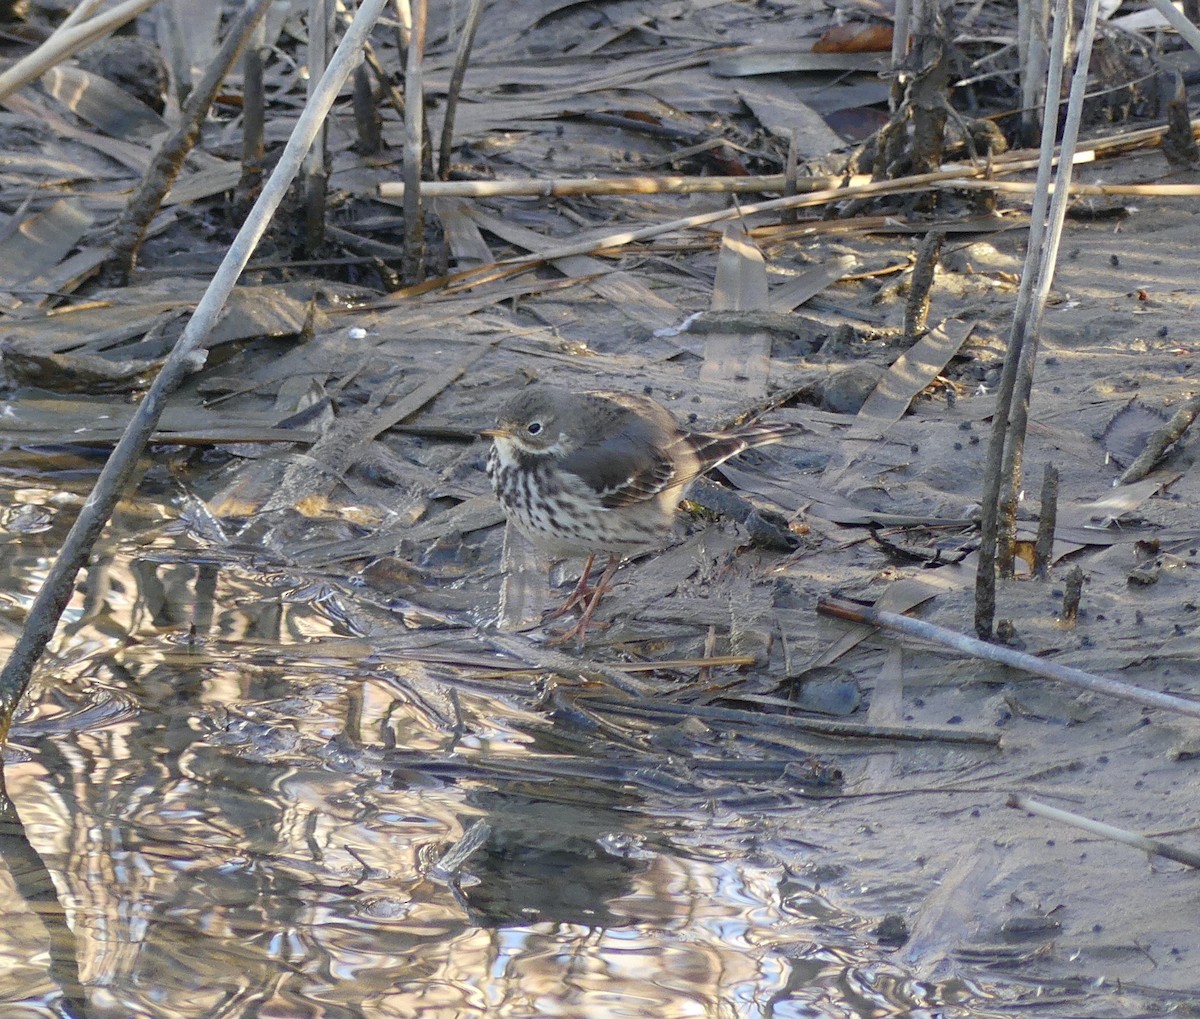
top-left (549, 555), bottom-right (620, 646)
top-left (542, 553), bottom-right (596, 621)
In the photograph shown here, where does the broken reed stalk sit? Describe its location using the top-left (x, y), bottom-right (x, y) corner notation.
top-left (817, 595), bottom-right (1200, 720)
top-left (104, 0), bottom-right (275, 281)
top-left (975, 0), bottom-right (1072, 639)
top-left (1033, 463), bottom-right (1058, 578)
top-left (1018, 0), bottom-right (1051, 146)
top-left (303, 0), bottom-right (335, 253)
top-left (1061, 565), bottom-right (1084, 623)
top-left (0, 0), bottom-right (162, 103)
top-left (402, 0), bottom-right (428, 282)
top-left (903, 229), bottom-right (944, 342)
top-left (236, 13), bottom-right (267, 213)
top-left (996, 0), bottom-right (1103, 576)
top-left (437, 0), bottom-right (486, 179)
top-left (0, 0), bottom-right (393, 743)
top-left (381, 173), bottom-right (811, 198)
top-left (1008, 794), bottom-right (1200, 869)
top-left (891, 0), bottom-right (912, 69)
top-left (379, 109), bottom-right (1200, 202)
top-left (352, 62), bottom-right (382, 155)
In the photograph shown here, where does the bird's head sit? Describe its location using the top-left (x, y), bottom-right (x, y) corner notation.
top-left (481, 386), bottom-right (573, 456)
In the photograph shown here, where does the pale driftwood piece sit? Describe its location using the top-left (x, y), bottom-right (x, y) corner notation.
top-left (0, 0), bottom-right (393, 730)
top-left (819, 596), bottom-right (1200, 719)
top-left (0, 0), bottom-right (162, 103)
top-left (1008, 794), bottom-right (1200, 869)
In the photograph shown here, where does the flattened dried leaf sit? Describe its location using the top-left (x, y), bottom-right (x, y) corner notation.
top-left (847, 319), bottom-right (976, 439)
top-left (812, 22), bottom-right (893, 53)
top-left (0, 198), bottom-right (93, 290)
top-left (735, 80), bottom-right (845, 156)
top-left (711, 50), bottom-right (888, 77)
top-left (42, 65), bottom-right (166, 143)
top-left (701, 223), bottom-right (771, 398)
top-left (769, 255), bottom-right (858, 311)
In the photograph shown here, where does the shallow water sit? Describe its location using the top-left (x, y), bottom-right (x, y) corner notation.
top-left (0, 463), bottom-right (1007, 1019)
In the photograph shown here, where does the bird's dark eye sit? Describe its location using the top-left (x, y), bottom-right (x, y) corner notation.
top-left (527, 421), bottom-right (543, 436)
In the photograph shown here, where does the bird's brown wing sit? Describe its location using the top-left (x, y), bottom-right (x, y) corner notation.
top-left (559, 392), bottom-right (681, 508)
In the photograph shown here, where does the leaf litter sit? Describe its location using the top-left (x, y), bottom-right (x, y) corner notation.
top-left (2, 0), bottom-right (1200, 1015)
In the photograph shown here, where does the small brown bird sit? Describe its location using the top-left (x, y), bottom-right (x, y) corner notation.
top-left (483, 385), bottom-right (792, 642)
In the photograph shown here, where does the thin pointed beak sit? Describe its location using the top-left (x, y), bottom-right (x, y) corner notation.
top-left (480, 426), bottom-right (509, 439)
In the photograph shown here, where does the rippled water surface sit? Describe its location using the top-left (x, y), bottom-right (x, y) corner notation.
top-left (0, 465), bottom-right (1011, 1018)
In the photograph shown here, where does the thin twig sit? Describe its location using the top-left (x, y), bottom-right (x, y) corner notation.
top-left (0, 0), bottom-right (393, 740)
top-left (1008, 794), bottom-right (1200, 869)
top-left (819, 595), bottom-right (1200, 719)
top-left (437, 0), bottom-right (485, 179)
top-left (402, 0), bottom-right (428, 282)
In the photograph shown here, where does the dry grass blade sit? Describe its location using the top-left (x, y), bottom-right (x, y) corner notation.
top-left (846, 319), bottom-right (976, 440)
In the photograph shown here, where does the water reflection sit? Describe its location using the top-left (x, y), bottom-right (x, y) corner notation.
top-left (0, 471), bottom-right (995, 1018)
